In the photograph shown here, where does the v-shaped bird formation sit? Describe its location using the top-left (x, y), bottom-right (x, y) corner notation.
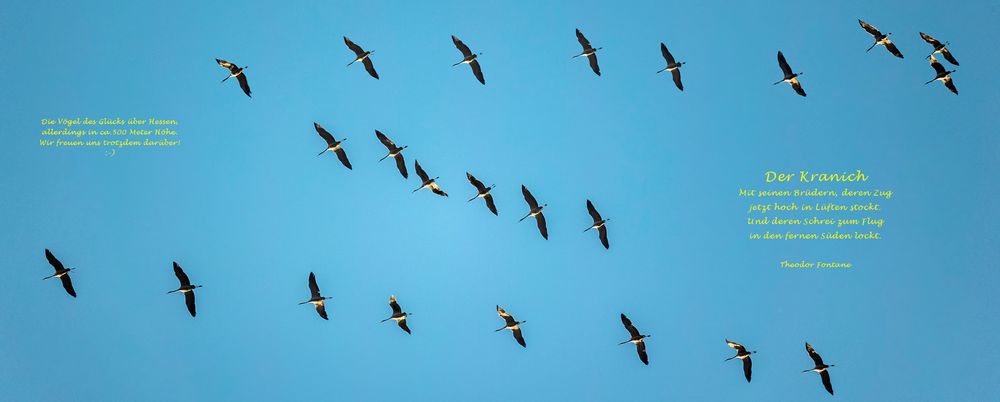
top-left (215, 20), bottom-right (965, 97)
top-left (37, 247), bottom-right (843, 396)
top-left (33, 15), bottom-right (974, 399)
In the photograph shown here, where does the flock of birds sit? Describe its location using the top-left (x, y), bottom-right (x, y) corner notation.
top-left (37, 18), bottom-right (971, 398)
top-left (773, 20), bottom-right (962, 96)
top-left (215, 21), bottom-right (962, 98)
top-left (41, 248), bottom-right (837, 394)
top-left (315, 120), bottom-right (610, 245)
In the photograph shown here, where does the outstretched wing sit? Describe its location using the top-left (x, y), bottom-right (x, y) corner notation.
top-left (821, 370), bottom-right (834, 395)
top-left (858, 19), bottom-right (882, 37)
top-left (512, 328), bottom-right (526, 347)
top-left (587, 54), bottom-right (601, 76)
top-left (944, 77), bottom-right (958, 95)
top-left (362, 58), bottom-right (379, 79)
top-left (335, 148), bottom-right (352, 170)
top-left (394, 155), bottom-right (408, 178)
top-left (940, 48), bottom-right (959, 66)
top-left (398, 319), bottom-right (411, 334)
top-left (414, 160), bottom-right (430, 182)
top-left (729, 341), bottom-right (748, 354)
top-left (919, 32), bottom-right (942, 47)
top-left (184, 291), bottom-right (197, 317)
top-left (216, 58), bottom-right (237, 72)
top-left (777, 51), bottom-right (793, 76)
top-left (521, 185), bottom-right (539, 209)
top-left (598, 226), bottom-right (609, 249)
top-left (497, 305), bottom-right (517, 326)
top-left (375, 130), bottom-right (396, 150)
top-left (791, 78), bottom-right (807, 97)
top-left (389, 295), bottom-right (402, 315)
top-left (316, 304), bottom-right (328, 320)
top-left (343, 36), bottom-right (365, 56)
top-left (671, 69), bottom-right (684, 91)
top-left (931, 61), bottom-right (947, 75)
top-left (535, 213), bottom-right (548, 239)
top-left (743, 357), bottom-right (753, 382)
top-left (660, 43), bottom-right (675, 65)
top-left (484, 194), bottom-right (498, 216)
top-left (60, 275), bottom-right (77, 297)
top-left (636, 341), bottom-right (649, 365)
top-left (885, 41), bottom-right (904, 58)
top-left (470, 60), bottom-right (486, 85)
top-left (452, 35), bottom-right (472, 57)
top-left (236, 73), bottom-right (252, 97)
top-left (429, 183), bottom-right (448, 197)
top-left (806, 342), bottom-right (825, 366)
top-left (308, 272), bottom-right (321, 298)
top-left (575, 29), bottom-right (591, 49)
top-left (621, 313), bottom-right (640, 337)
top-left (173, 262), bottom-right (191, 287)
top-left (314, 122), bottom-right (336, 146)
top-left (467, 172), bottom-right (487, 192)
top-left (45, 249), bottom-right (64, 272)
top-left (586, 199), bottom-right (603, 222)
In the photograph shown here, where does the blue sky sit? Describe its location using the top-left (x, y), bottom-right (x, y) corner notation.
top-left (1, 0), bottom-right (998, 400)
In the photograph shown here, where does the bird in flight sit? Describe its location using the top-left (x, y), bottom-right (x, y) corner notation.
top-left (858, 20), bottom-right (904, 58)
top-left (919, 32), bottom-right (959, 65)
top-left (313, 122), bottom-right (352, 170)
top-left (215, 58), bottom-right (252, 97)
top-left (573, 29), bottom-right (602, 76)
top-left (925, 55), bottom-right (958, 95)
top-left (725, 339), bottom-right (756, 383)
top-left (43, 249), bottom-right (76, 298)
top-left (584, 200), bottom-right (610, 249)
top-left (167, 262), bottom-right (201, 317)
top-left (619, 314), bottom-right (650, 365)
top-left (519, 185), bottom-right (548, 239)
top-left (495, 305), bottom-right (526, 347)
top-left (774, 51), bottom-right (806, 97)
top-left (380, 295), bottom-right (412, 334)
top-left (657, 42), bottom-right (685, 91)
top-left (413, 160), bottom-right (448, 197)
top-left (344, 36), bottom-right (379, 79)
top-left (376, 130), bottom-right (409, 179)
top-left (802, 342), bottom-right (835, 395)
top-left (451, 35), bottom-right (485, 85)
top-left (299, 272), bottom-right (331, 320)
top-left (466, 172), bottom-right (497, 215)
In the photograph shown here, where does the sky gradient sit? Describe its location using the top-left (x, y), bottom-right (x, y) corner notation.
top-left (1, 0), bottom-right (998, 400)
